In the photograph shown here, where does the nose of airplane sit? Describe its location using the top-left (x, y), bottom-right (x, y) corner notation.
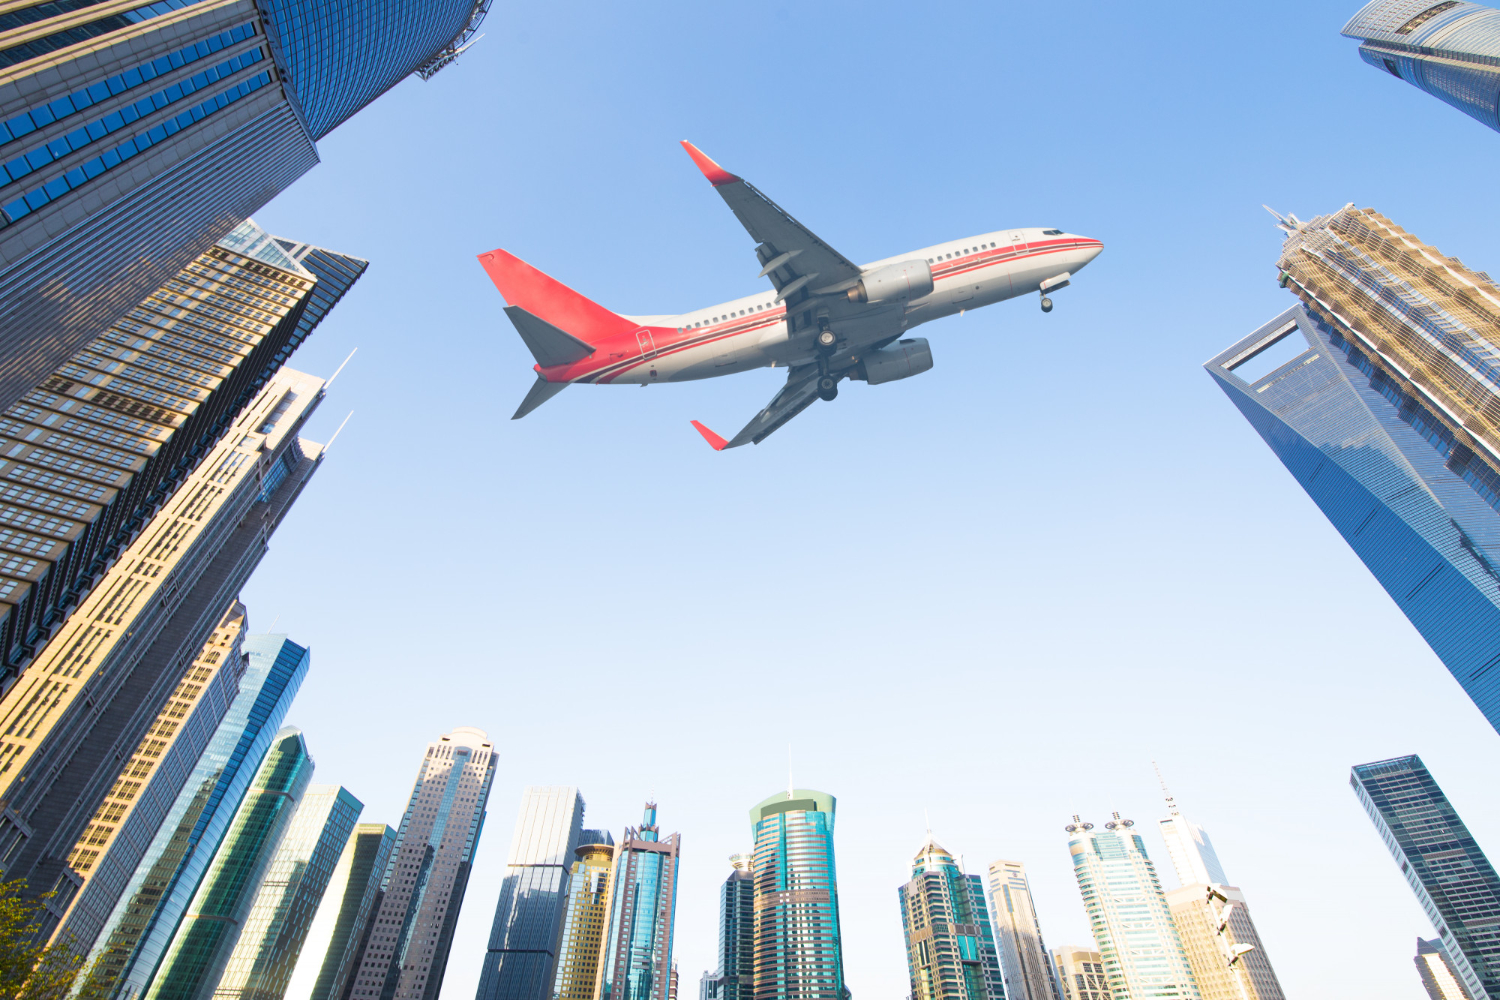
top-left (1076, 236), bottom-right (1104, 268)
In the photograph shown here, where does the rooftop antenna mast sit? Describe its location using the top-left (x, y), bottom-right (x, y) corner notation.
top-left (1154, 760), bottom-right (1180, 816)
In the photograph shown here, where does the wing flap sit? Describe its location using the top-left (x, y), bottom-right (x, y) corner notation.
top-left (723, 366), bottom-right (822, 449)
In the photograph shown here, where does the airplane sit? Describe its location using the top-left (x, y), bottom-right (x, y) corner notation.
top-left (477, 141), bottom-right (1102, 449)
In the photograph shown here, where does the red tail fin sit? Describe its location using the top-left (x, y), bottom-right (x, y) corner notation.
top-left (477, 249), bottom-right (638, 342)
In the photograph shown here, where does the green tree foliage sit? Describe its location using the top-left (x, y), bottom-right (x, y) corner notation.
top-left (0, 879), bottom-right (91, 1000)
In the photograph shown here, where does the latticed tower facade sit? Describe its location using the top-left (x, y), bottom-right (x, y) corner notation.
top-left (986, 860), bottom-right (1060, 1000)
top-left (898, 839), bottom-right (1003, 1000)
top-left (749, 791), bottom-right (846, 1000)
top-left (1206, 206), bottom-right (1500, 735)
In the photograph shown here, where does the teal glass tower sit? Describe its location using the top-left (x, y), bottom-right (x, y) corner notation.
top-left (86, 634), bottom-right (311, 1000)
top-left (597, 804), bottom-right (680, 1000)
top-left (1343, 2), bottom-right (1500, 134)
top-left (1065, 814), bottom-right (1198, 1000)
top-left (298, 824), bottom-right (397, 1000)
top-left (146, 726), bottom-right (316, 1000)
top-left (212, 783), bottom-right (363, 1000)
top-left (1352, 756), bottom-right (1500, 1000)
top-left (897, 837), bottom-right (1004, 1000)
top-left (703, 855), bottom-right (753, 1000)
top-left (1207, 207), bottom-right (1500, 735)
top-left (749, 790), bottom-right (846, 1000)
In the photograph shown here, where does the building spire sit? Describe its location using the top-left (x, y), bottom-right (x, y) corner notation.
top-left (1154, 760), bottom-right (1180, 816)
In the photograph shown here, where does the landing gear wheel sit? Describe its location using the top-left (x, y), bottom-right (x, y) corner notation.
top-left (815, 326), bottom-right (837, 354)
top-left (1040, 296), bottom-right (1053, 313)
top-left (817, 375), bottom-right (839, 401)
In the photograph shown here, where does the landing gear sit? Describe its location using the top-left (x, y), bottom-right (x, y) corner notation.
top-left (817, 374), bottom-right (839, 401)
top-left (1040, 296), bottom-right (1053, 313)
top-left (815, 322), bottom-right (837, 355)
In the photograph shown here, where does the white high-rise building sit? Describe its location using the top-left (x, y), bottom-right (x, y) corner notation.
top-left (1154, 771), bottom-right (1226, 889)
top-left (986, 860), bottom-right (1061, 1000)
top-left (1066, 813), bottom-right (1199, 1000)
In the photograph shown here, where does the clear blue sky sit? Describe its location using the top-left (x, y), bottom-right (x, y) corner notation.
top-left (244, 2), bottom-right (1500, 996)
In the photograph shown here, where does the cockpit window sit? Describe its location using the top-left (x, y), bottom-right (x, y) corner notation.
top-left (1042, 229), bottom-right (1063, 236)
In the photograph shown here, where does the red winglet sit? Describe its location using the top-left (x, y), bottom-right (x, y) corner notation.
top-left (690, 420), bottom-right (729, 451)
top-left (680, 141), bottom-right (740, 187)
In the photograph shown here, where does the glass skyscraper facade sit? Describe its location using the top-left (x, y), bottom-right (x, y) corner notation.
top-left (702, 854), bottom-right (754, 1000)
top-left (986, 860), bottom-right (1060, 1000)
top-left (53, 603), bottom-right (248, 956)
top-left (212, 783), bottom-right (363, 1000)
top-left (1418, 938), bottom-right (1475, 1000)
top-left (348, 728), bottom-right (496, 1000)
top-left (146, 725), bottom-right (316, 1000)
top-left (1352, 755), bottom-right (1500, 1000)
top-left (1343, 1), bottom-right (1500, 134)
top-left (86, 633), bottom-right (311, 1000)
top-left (1066, 813), bottom-right (1199, 1000)
top-left (1050, 948), bottom-right (1110, 1000)
top-left (1206, 206), bottom-right (1500, 735)
top-left (294, 823), bottom-right (396, 1000)
top-left (550, 831), bottom-right (614, 1000)
top-left (748, 790), bottom-right (846, 1000)
top-left (597, 804), bottom-right (680, 1000)
top-left (475, 786), bottom-right (585, 1000)
top-left (898, 838), bottom-right (1003, 1000)
top-left (0, 0), bottom-right (485, 417)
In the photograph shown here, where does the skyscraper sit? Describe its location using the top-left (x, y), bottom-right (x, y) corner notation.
top-left (290, 824), bottom-right (397, 1000)
top-left (213, 784), bottom-right (363, 1000)
top-left (702, 854), bottom-right (754, 1000)
top-left (1342, 1), bottom-right (1500, 134)
top-left (0, 219), bottom-right (361, 683)
top-left (1154, 782), bottom-right (1283, 1000)
top-left (1206, 206), bottom-right (1500, 734)
top-left (597, 804), bottom-right (681, 1000)
top-left (0, 0), bottom-right (486, 415)
top-left (749, 790), bottom-right (846, 1000)
top-left (87, 632), bottom-right (311, 1000)
top-left (0, 362), bottom-right (332, 917)
top-left (146, 725), bottom-right (316, 1000)
top-left (1352, 755), bottom-right (1500, 1000)
top-left (898, 838), bottom-right (1003, 1000)
top-left (1050, 948), bottom-right (1111, 1000)
top-left (550, 831), bottom-right (614, 1000)
top-left (1065, 813), bottom-right (1199, 1000)
top-left (474, 787), bottom-right (585, 1000)
top-left (53, 602), bottom-right (248, 954)
top-left (348, 728), bottom-right (496, 1000)
top-left (1164, 887), bottom-right (1282, 1000)
top-left (1418, 938), bottom-right (1476, 1000)
top-left (986, 860), bottom-right (1060, 1000)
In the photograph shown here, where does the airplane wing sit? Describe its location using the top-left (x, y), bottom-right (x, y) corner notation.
top-left (681, 141), bottom-right (862, 306)
top-left (692, 364), bottom-right (823, 450)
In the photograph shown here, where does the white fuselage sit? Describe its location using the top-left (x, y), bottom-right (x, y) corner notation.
top-left (594, 228), bottom-right (1102, 385)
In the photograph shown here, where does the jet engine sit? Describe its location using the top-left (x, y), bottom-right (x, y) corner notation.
top-left (847, 260), bottom-right (933, 304)
top-left (853, 338), bottom-right (933, 385)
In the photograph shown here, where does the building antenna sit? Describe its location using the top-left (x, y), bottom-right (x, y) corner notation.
top-left (925, 808), bottom-right (931, 838)
top-left (325, 347), bottom-right (358, 387)
top-left (1154, 760), bottom-right (1180, 816)
top-left (322, 411), bottom-right (354, 453)
top-left (268, 614), bottom-right (280, 632)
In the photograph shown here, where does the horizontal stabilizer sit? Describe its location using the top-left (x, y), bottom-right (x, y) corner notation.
top-left (513, 374), bottom-right (569, 419)
top-left (505, 305), bottom-right (595, 368)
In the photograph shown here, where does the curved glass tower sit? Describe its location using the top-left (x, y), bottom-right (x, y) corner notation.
top-left (749, 790), bottom-right (846, 1000)
top-left (259, 0), bottom-right (487, 139)
top-left (1343, 1), bottom-right (1500, 133)
top-left (146, 726), bottom-right (316, 1000)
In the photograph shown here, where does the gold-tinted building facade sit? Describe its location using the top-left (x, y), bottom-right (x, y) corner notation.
top-left (552, 836), bottom-right (614, 1000)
